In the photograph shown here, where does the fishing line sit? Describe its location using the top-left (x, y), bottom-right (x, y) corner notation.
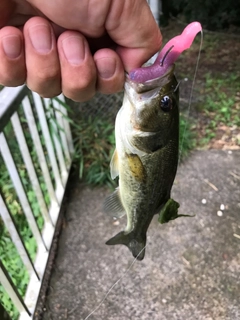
top-left (83, 244), bottom-right (147, 320)
top-left (174, 80), bottom-right (181, 93)
top-left (178, 30), bottom-right (203, 164)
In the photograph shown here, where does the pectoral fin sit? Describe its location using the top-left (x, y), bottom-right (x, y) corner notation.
top-left (158, 198), bottom-right (194, 224)
top-left (103, 188), bottom-right (126, 218)
top-left (110, 149), bottom-right (119, 180)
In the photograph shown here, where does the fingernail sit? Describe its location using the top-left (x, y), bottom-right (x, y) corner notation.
top-left (96, 57), bottom-right (116, 79)
top-left (28, 24), bottom-right (52, 54)
top-left (2, 35), bottom-right (22, 59)
top-left (62, 36), bottom-right (85, 65)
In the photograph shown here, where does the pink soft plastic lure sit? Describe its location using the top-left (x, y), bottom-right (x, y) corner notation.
top-left (129, 22), bottom-right (202, 83)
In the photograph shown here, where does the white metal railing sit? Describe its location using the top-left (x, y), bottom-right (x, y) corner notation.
top-left (0, 85), bottom-right (74, 319)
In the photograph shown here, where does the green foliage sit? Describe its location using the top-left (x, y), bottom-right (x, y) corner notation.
top-left (73, 116), bottom-right (117, 188)
top-left (0, 286), bottom-right (18, 320)
top-left (199, 72), bottom-right (240, 145)
top-left (167, 0), bottom-right (240, 30)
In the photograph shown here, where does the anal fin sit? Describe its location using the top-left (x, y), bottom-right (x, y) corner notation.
top-left (103, 188), bottom-right (126, 218)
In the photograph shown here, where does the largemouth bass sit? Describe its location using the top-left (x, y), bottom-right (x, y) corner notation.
top-left (104, 22), bottom-right (202, 260)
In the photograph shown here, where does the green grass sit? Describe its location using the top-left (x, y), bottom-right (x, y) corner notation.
top-left (198, 72), bottom-right (240, 146)
top-left (204, 73), bottom-right (239, 121)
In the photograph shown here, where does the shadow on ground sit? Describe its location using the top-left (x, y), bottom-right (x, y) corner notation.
top-left (40, 150), bottom-right (240, 320)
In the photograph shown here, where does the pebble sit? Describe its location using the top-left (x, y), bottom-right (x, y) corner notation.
top-left (162, 299), bottom-right (167, 304)
top-left (202, 199), bottom-right (207, 204)
top-left (217, 210), bottom-right (223, 217)
top-left (220, 204), bottom-right (225, 210)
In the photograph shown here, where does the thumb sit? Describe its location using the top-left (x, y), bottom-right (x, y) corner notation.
top-left (106, 0), bottom-right (162, 72)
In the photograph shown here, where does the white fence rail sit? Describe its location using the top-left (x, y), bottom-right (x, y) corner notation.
top-left (0, 86), bottom-right (74, 319)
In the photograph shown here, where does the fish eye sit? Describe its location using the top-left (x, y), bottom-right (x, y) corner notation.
top-left (160, 95), bottom-right (172, 112)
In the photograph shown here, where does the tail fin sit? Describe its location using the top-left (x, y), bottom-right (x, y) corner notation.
top-left (106, 231), bottom-right (146, 261)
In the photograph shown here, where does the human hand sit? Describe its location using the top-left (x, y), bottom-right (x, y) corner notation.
top-left (0, 0), bottom-right (162, 101)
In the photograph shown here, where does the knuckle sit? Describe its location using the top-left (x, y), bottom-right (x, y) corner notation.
top-left (27, 77), bottom-right (61, 98)
top-left (27, 66), bottom-right (61, 97)
top-left (40, 88), bottom-right (62, 98)
top-left (0, 73), bottom-right (25, 87)
top-left (35, 65), bottom-right (60, 83)
top-left (63, 86), bottom-right (95, 102)
top-left (63, 73), bottom-right (96, 101)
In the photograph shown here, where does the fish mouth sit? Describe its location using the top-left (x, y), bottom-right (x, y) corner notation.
top-left (125, 65), bottom-right (175, 95)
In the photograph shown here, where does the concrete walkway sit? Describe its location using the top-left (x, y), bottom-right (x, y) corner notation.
top-left (41, 150), bottom-right (240, 320)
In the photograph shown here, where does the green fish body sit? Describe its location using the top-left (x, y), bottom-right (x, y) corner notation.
top-left (105, 68), bottom-right (183, 260)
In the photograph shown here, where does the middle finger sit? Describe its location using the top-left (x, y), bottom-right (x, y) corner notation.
top-left (57, 30), bottom-right (97, 102)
